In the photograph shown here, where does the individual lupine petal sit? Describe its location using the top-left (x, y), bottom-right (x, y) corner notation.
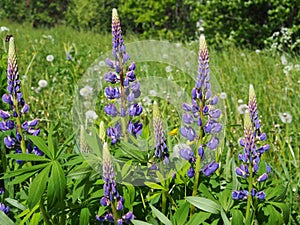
top-left (128, 62), bottom-right (136, 71)
top-left (126, 70), bottom-right (136, 82)
top-left (182, 113), bottom-right (194, 124)
top-left (21, 104), bottom-right (29, 114)
top-left (180, 126), bottom-right (196, 141)
top-left (122, 211), bottom-right (135, 223)
top-left (28, 118), bottom-right (38, 127)
top-left (32, 146), bottom-right (44, 156)
top-left (259, 132), bottom-right (267, 141)
top-left (118, 219), bottom-right (123, 225)
top-left (0, 187), bottom-right (4, 195)
top-left (197, 116), bottom-right (202, 126)
top-left (27, 128), bottom-right (40, 136)
top-left (209, 109), bottom-right (221, 118)
top-left (252, 156), bottom-right (260, 173)
top-left (207, 136), bottom-right (219, 150)
top-left (128, 103), bottom-right (143, 116)
top-left (236, 165), bottom-right (248, 177)
top-left (96, 214), bottom-right (106, 222)
top-left (266, 163), bottom-right (271, 173)
top-left (106, 213), bottom-right (114, 223)
top-left (203, 105), bottom-right (209, 114)
top-left (202, 160), bottom-right (219, 176)
top-left (239, 138), bottom-right (245, 147)
top-left (120, 107), bottom-right (126, 117)
top-left (104, 104), bottom-right (119, 117)
top-left (6, 120), bottom-right (14, 130)
top-left (210, 95), bottom-right (218, 105)
top-left (179, 147), bottom-right (195, 162)
top-left (127, 121), bottom-right (142, 137)
top-left (239, 190), bottom-right (249, 200)
top-left (211, 122), bottom-right (222, 133)
top-left (122, 52), bottom-right (130, 63)
top-left (104, 71), bottom-right (118, 83)
top-left (182, 103), bottom-right (192, 111)
top-left (257, 173), bottom-right (268, 182)
top-left (238, 153), bottom-right (248, 162)
top-left (2, 94), bottom-right (12, 105)
top-left (105, 86), bottom-right (121, 99)
top-left (130, 81), bottom-right (140, 92)
top-left (0, 121), bottom-right (8, 131)
top-left (106, 58), bottom-right (115, 69)
top-left (107, 123), bottom-right (122, 144)
top-left (0, 203), bottom-right (10, 214)
top-left (187, 166), bottom-right (195, 178)
top-left (21, 121), bottom-right (29, 130)
top-left (0, 110), bottom-right (10, 119)
top-left (16, 131), bottom-right (22, 141)
top-left (251, 188), bottom-right (256, 196)
top-left (255, 191), bottom-right (266, 200)
top-left (100, 196), bottom-right (109, 206)
top-left (116, 198), bottom-right (124, 210)
top-left (198, 145), bottom-right (204, 160)
top-left (205, 89), bottom-right (212, 100)
top-left (4, 136), bottom-right (15, 148)
top-left (232, 190), bottom-right (240, 200)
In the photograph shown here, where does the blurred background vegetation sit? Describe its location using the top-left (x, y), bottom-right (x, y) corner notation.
top-left (0, 0), bottom-right (299, 51)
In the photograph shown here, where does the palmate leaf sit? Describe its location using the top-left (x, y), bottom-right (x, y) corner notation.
top-left (1, 163), bottom-right (48, 180)
top-left (28, 165), bottom-right (51, 209)
top-left (28, 135), bottom-right (53, 159)
top-left (79, 208), bottom-right (90, 225)
top-left (186, 196), bottom-right (221, 214)
top-left (47, 160), bottom-right (66, 209)
top-left (150, 204), bottom-right (173, 225)
top-left (0, 211), bottom-right (15, 225)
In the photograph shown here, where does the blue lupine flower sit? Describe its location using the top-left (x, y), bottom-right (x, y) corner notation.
top-left (233, 85), bottom-right (271, 202)
top-left (0, 202), bottom-right (10, 214)
top-left (96, 143), bottom-right (134, 224)
top-left (0, 35), bottom-right (42, 161)
top-left (179, 35), bottom-right (221, 177)
top-left (104, 8), bottom-right (142, 144)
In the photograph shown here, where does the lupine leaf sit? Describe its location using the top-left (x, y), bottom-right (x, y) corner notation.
top-left (144, 182), bottom-right (166, 190)
top-left (79, 208), bottom-right (90, 225)
top-left (186, 212), bottom-right (210, 225)
top-left (231, 209), bottom-right (244, 225)
top-left (8, 171), bottom-right (37, 185)
top-left (220, 208), bottom-right (230, 225)
top-left (6, 153), bottom-right (50, 162)
top-left (29, 212), bottom-right (40, 225)
top-left (132, 220), bottom-right (153, 225)
top-left (186, 196), bottom-right (221, 214)
top-left (0, 211), bottom-right (15, 225)
top-left (5, 198), bottom-right (26, 211)
top-left (28, 165), bottom-right (51, 209)
top-left (2, 163), bottom-right (47, 179)
top-left (150, 204), bottom-right (173, 225)
top-left (28, 135), bottom-right (53, 159)
top-left (47, 125), bottom-right (55, 158)
top-left (47, 160), bottom-right (66, 209)
top-left (173, 201), bottom-right (189, 225)
top-left (269, 202), bottom-right (290, 224)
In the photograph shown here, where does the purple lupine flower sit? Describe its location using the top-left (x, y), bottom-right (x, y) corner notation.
top-left (0, 187), bottom-right (4, 195)
top-left (0, 203), bottom-right (10, 214)
top-left (152, 101), bottom-right (169, 166)
top-left (104, 8), bottom-right (142, 144)
top-left (233, 85), bottom-right (271, 202)
top-left (96, 143), bottom-right (135, 224)
top-left (0, 35), bottom-right (43, 161)
top-left (179, 35), bottom-right (221, 177)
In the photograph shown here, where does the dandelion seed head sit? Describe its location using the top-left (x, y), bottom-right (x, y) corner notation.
top-left (80, 85), bottom-right (93, 97)
top-left (237, 99), bottom-right (243, 104)
top-left (85, 110), bottom-right (98, 121)
top-left (38, 80), bottom-right (48, 88)
top-left (279, 112), bottom-right (292, 123)
top-left (219, 92), bottom-right (227, 99)
top-left (280, 55), bottom-right (288, 65)
top-left (46, 55), bottom-right (54, 62)
top-left (238, 104), bottom-right (249, 114)
top-left (165, 65), bottom-right (172, 73)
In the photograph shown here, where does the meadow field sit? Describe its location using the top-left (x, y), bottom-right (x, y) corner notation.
top-left (0, 18), bottom-right (299, 225)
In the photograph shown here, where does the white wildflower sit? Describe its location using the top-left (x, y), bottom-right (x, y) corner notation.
top-left (238, 104), bottom-right (249, 114)
top-left (255, 49), bottom-right (261, 54)
top-left (80, 85), bottom-right (93, 97)
top-left (99, 61), bottom-right (106, 67)
top-left (165, 66), bottom-right (172, 73)
top-left (0, 26), bottom-right (9, 32)
top-left (279, 112), bottom-right (292, 124)
top-left (219, 92), bottom-right (227, 99)
top-left (237, 99), bottom-right (243, 104)
top-left (38, 79), bottom-right (48, 88)
top-left (85, 110), bottom-right (98, 121)
top-left (149, 90), bottom-right (157, 96)
top-left (241, 53), bottom-right (246, 57)
top-left (46, 55), bottom-right (54, 62)
top-left (280, 55), bottom-right (288, 65)
top-left (185, 61), bottom-right (191, 67)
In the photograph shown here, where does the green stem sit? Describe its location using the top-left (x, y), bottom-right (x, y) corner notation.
top-left (245, 163), bottom-right (253, 222)
top-left (40, 198), bottom-right (51, 225)
top-left (118, 53), bottom-right (128, 142)
top-left (111, 201), bottom-right (119, 225)
top-left (162, 191), bottom-right (167, 218)
top-left (190, 99), bottom-right (204, 218)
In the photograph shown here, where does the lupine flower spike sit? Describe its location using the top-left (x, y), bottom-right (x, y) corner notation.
top-left (104, 9), bottom-right (142, 144)
top-left (0, 35), bottom-right (42, 162)
top-left (232, 85), bottom-right (271, 222)
top-left (179, 34), bottom-right (222, 216)
top-left (96, 143), bottom-right (134, 224)
top-left (0, 188), bottom-right (9, 214)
